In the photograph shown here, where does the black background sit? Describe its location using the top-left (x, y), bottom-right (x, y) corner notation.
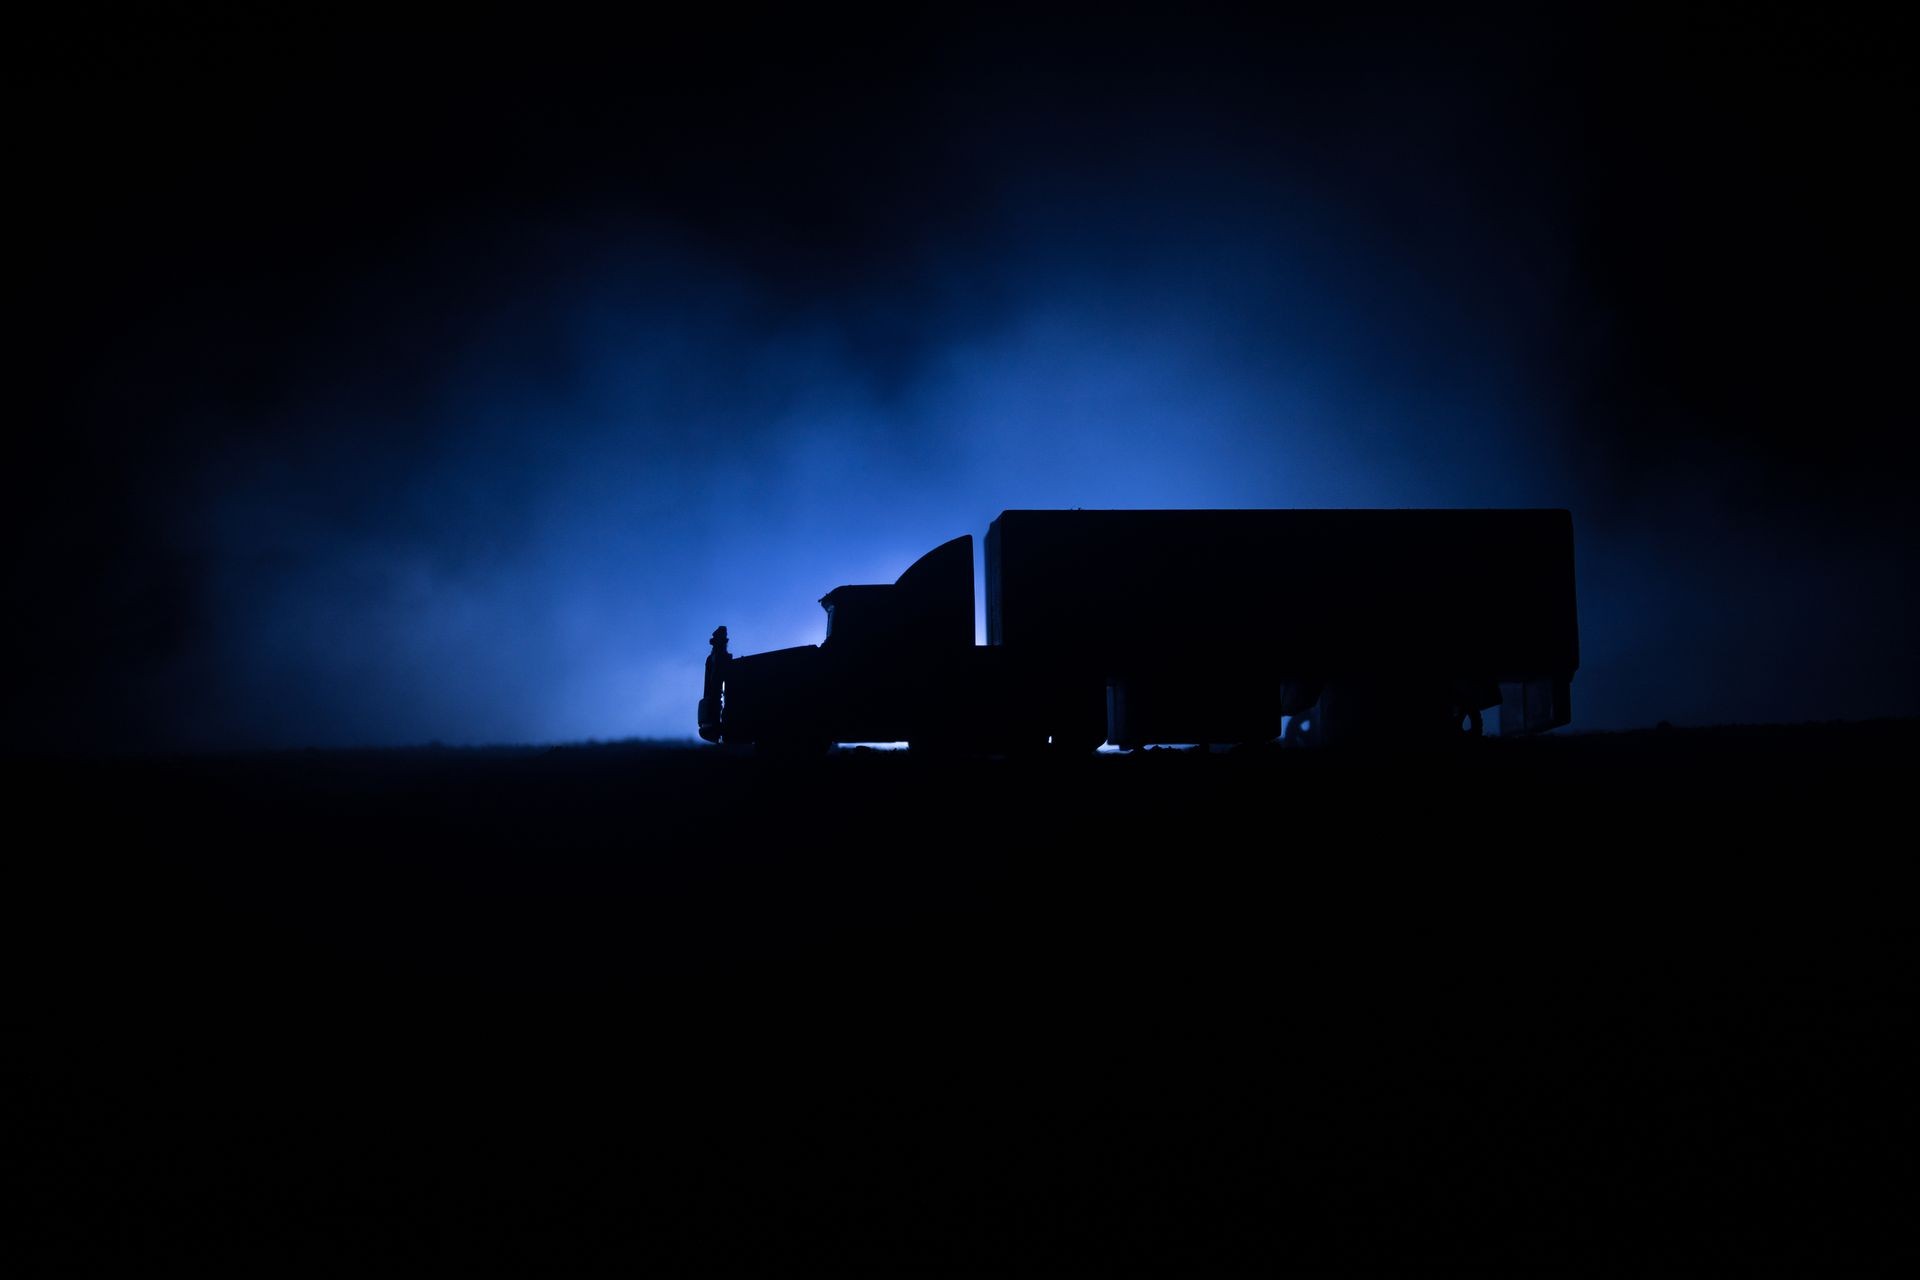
top-left (9, 9), bottom-right (1917, 1269)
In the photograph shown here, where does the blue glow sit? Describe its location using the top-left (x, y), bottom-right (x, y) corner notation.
top-left (14, 11), bottom-right (1915, 755)
top-left (122, 133), bottom-right (1910, 748)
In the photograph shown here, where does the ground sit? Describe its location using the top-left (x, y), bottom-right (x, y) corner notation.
top-left (10, 723), bottom-right (1916, 1269)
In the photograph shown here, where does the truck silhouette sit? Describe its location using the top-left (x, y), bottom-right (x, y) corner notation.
top-left (698, 509), bottom-right (1577, 750)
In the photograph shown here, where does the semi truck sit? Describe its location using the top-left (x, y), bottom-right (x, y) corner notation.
top-left (697, 509), bottom-right (1578, 751)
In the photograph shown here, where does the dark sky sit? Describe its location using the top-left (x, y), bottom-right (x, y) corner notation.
top-left (13, 5), bottom-right (1914, 748)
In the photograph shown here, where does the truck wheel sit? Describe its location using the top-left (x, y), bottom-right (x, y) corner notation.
top-left (1045, 686), bottom-right (1109, 754)
top-left (1046, 728), bottom-right (1106, 755)
top-left (755, 736), bottom-right (830, 759)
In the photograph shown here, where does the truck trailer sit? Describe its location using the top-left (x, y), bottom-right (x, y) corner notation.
top-left (698, 509), bottom-right (1578, 751)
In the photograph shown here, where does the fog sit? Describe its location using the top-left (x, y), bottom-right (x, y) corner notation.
top-left (18, 12), bottom-right (1911, 748)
